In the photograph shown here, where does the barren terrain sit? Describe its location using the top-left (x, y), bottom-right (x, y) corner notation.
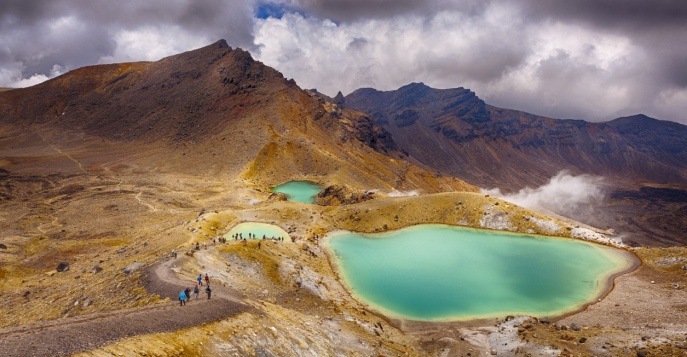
top-left (1, 41), bottom-right (686, 356)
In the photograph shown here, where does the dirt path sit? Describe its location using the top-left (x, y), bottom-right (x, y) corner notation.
top-left (0, 252), bottom-right (248, 357)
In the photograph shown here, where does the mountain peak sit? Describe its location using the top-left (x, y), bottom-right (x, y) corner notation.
top-left (215, 39), bottom-right (230, 48)
top-left (399, 82), bottom-right (428, 90)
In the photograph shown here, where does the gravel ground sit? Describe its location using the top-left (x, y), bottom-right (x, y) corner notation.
top-left (0, 257), bottom-right (248, 357)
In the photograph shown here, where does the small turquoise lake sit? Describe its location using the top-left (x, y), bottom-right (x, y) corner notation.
top-left (325, 225), bottom-right (635, 321)
top-left (224, 222), bottom-right (291, 242)
top-left (271, 181), bottom-right (322, 203)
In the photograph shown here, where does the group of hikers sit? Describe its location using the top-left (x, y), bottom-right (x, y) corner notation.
top-left (231, 232), bottom-right (286, 241)
top-left (172, 233), bottom-right (289, 260)
top-left (174, 231), bottom-right (291, 307)
top-left (179, 273), bottom-right (212, 306)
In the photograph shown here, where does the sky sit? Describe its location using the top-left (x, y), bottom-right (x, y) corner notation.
top-left (1, 0), bottom-right (686, 124)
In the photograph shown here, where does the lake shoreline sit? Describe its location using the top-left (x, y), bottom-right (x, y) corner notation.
top-left (323, 224), bottom-right (642, 331)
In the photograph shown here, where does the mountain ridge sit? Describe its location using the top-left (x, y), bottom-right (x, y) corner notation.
top-left (344, 83), bottom-right (687, 190)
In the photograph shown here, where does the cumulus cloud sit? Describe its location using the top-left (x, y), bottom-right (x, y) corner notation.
top-left (482, 171), bottom-right (606, 218)
top-left (253, 4), bottom-right (530, 95)
top-left (252, 0), bottom-right (687, 123)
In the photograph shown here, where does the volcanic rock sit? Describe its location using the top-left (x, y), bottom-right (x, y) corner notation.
top-left (56, 262), bottom-right (70, 272)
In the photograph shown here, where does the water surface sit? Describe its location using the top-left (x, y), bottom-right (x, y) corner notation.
top-left (224, 222), bottom-right (291, 242)
top-left (326, 225), bottom-right (634, 321)
top-left (271, 181), bottom-right (322, 203)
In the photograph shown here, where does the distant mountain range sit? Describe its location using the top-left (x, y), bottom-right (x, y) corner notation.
top-left (343, 82), bottom-right (687, 191)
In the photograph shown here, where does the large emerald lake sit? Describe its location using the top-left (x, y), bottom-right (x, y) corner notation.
top-left (325, 225), bottom-right (635, 321)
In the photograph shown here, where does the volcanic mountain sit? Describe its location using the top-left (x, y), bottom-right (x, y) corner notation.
top-left (343, 83), bottom-right (687, 246)
top-left (0, 41), bottom-right (472, 194)
top-left (344, 83), bottom-right (687, 189)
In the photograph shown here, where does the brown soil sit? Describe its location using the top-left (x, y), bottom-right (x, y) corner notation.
top-left (0, 255), bottom-right (248, 357)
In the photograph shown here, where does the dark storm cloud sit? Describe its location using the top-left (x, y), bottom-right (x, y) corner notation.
top-left (0, 0), bottom-right (256, 86)
top-left (517, 0), bottom-right (687, 89)
top-left (288, 0), bottom-right (487, 21)
top-left (516, 0), bottom-right (687, 31)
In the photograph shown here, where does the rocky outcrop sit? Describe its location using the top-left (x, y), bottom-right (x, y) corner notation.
top-left (332, 91), bottom-right (345, 107)
top-left (56, 262), bottom-right (70, 272)
top-left (315, 184), bottom-right (376, 206)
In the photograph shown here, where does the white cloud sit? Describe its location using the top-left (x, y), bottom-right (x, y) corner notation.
top-left (254, 4), bottom-right (529, 96)
top-left (99, 26), bottom-right (212, 64)
top-left (0, 64), bottom-right (65, 88)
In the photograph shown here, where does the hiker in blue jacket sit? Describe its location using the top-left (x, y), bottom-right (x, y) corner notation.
top-left (179, 290), bottom-right (187, 306)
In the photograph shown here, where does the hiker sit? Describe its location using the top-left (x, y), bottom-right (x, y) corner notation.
top-left (184, 287), bottom-right (191, 302)
top-left (195, 242), bottom-right (200, 251)
top-left (204, 273), bottom-right (209, 285)
top-left (193, 284), bottom-right (199, 299)
top-left (197, 274), bottom-right (203, 286)
top-left (205, 285), bottom-right (212, 299)
top-left (172, 249), bottom-right (177, 258)
top-left (258, 241), bottom-right (261, 250)
top-left (179, 290), bottom-right (187, 306)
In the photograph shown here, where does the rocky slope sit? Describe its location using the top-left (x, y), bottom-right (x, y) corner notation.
top-left (343, 83), bottom-right (687, 246)
top-left (344, 83), bottom-right (687, 189)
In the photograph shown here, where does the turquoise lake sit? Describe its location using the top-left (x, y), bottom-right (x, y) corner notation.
top-left (271, 181), bottom-right (322, 203)
top-left (325, 225), bottom-right (634, 321)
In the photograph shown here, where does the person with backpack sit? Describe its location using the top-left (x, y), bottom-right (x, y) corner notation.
top-left (193, 284), bottom-right (199, 299)
top-left (197, 274), bottom-right (203, 286)
top-left (204, 273), bottom-right (209, 285)
top-left (205, 285), bottom-right (212, 299)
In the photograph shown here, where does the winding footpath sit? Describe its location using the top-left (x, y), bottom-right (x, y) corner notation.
top-left (0, 254), bottom-right (248, 357)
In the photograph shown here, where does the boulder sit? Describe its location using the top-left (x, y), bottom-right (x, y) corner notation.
top-left (56, 262), bottom-right (70, 272)
top-left (82, 298), bottom-right (93, 309)
top-left (0, 243), bottom-right (7, 249)
top-left (92, 265), bottom-right (103, 274)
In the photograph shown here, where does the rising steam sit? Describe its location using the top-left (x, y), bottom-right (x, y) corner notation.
top-left (482, 170), bottom-right (606, 217)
